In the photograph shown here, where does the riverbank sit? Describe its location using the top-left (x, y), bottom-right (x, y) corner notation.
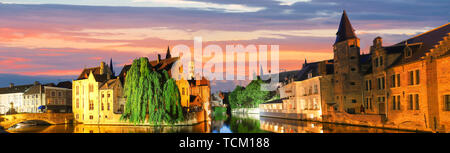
top-left (260, 111), bottom-right (432, 133)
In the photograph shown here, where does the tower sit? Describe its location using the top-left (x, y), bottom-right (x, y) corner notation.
top-left (333, 10), bottom-right (362, 113)
top-left (166, 46), bottom-right (172, 59)
top-left (110, 58), bottom-right (115, 76)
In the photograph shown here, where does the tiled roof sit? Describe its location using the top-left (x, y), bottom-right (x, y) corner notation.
top-left (23, 85), bottom-right (44, 95)
top-left (118, 57), bottom-right (180, 84)
top-left (56, 81), bottom-right (72, 89)
top-left (0, 84), bottom-right (34, 94)
top-left (99, 78), bottom-right (121, 90)
top-left (390, 23), bottom-right (450, 66)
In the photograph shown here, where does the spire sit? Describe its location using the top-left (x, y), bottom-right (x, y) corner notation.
top-left (109, 58), bottom-right (115, 76)
top-left (259, 64), bottom-right (264, 77)
top-left (335, 10), bottom-right (357, 44)
top-left (303, 58), bottom-right (307, 68)
top-left (166, 46), bottom-right (171, 59)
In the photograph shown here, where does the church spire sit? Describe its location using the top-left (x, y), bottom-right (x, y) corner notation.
top-left (166, 46), bottom-right (171, 59)
top-left (335, 10), bottom-right (357, 44)
top-left (109, 58), bottom-right (115, 76)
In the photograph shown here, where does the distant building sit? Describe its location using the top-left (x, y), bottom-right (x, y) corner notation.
top-left (260, 60), bottom-right (334, 121)
top-left (23, 81), bottom-right (72, 113)
top-left (0, 83), bottom-right (34, 114)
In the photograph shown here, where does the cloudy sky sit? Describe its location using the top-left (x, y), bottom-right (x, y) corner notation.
top-left (0, 0), bottom-right (448, 91)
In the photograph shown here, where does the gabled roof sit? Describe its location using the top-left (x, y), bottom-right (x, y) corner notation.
top-left (335, 10), bottom-right (357, 44)
top-left (99, 78), bottom-right (121, 90)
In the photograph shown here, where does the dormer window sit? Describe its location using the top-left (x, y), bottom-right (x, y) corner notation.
top-left (308, 72), bottom-right (312, 78)
top-left (405, 46), bottom-right (412, 58)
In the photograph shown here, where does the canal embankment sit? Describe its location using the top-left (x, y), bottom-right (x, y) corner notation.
top-left (260, 111), bottom-right (433, 133)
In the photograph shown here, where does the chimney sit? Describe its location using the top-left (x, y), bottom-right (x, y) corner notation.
top-left (157, 54), bottom-right (162, 63)
top-left (9, 83), bottom-right (14, 88)
top-left (100, 61), bottom-right (105, 75)
top-left (373, 36), bottom-right (382, 48)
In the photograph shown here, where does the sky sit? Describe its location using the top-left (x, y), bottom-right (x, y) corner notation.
top-left (0, 0), bottom-right (448, 91)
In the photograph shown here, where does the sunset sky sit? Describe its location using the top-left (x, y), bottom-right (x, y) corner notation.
top-left (0, 0), bottom-right (448, 91)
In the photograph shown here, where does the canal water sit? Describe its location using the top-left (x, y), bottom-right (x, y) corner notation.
top-left (6, 113), bottom-right (410, 133)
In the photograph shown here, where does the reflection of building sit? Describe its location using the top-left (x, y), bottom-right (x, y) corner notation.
top-left (0, 83), bottom-right (34, 114)
top-left (23, 81), bottom-right (72, 113)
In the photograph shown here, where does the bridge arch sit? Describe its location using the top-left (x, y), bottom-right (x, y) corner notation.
top-left (0, 113), bottom-right (73, 129)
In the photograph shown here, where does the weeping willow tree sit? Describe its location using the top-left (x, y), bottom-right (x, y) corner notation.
top-left (162, 70), bottom-right (184, 123)
top-left (121, 57), bottom-right (184, 125)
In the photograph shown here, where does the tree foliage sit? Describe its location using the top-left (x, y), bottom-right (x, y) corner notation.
top-left (121, 57), bottom-right (184, 125)
top-left (228, 78), bottom-right (270, 109)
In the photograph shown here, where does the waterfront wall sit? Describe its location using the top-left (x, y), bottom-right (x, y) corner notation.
top-left (260, 110), bottom-right (439, 132)
top-left (232, 108), bottom-right (260, 114)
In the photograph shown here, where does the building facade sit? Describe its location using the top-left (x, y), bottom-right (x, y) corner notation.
top-left (0, 83), bottom-right (34, 114)
top-left (260, 11), bottom-right (449, 132)
top-left (23, 82), bottom-right (72, 113)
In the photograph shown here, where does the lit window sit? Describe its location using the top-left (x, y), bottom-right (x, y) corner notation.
top-left (445, 95), bottom-right (450, 111)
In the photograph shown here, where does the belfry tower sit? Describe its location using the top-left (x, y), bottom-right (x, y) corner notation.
top-left (333, 10), bottom-right (363, 113)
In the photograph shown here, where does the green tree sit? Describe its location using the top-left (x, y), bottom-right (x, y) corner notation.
top-left (120, 57), bottom-right (184, 125)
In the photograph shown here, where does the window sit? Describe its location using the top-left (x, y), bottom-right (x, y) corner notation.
top-left (350, 82), bottom-right (356, 86)
top-left (396, 74), bottom-right (401, 87)
top-left (415, 70), bottom-right (420, 85)
top-left (107, 93), bottom-right (111, 98)
top-left (51, 91), bottom-right (55, 97)
top-left (58, 92), bottom-right (62, 97)
top-left (377, 77), bottom-right (385, 90)
top-left (445, 95), bottom-right (450, 111)
top-left (408, 94), bottom-right (419, 110)
top-left (408, 94), bottom-right (414, 110)
top-left (313, 85), bottom-right (318, 94)
top-left (352, 99), bottom-right (357, 103)
top-left (405, 47), bottom-right (412, 57)
top-left (107, 103), bottom-right (110, 111)
top-left (308, 73), bottom-right (312, 78)
top-left (89, 84), bottom-right (93, 92)
top-left (351, 68), bottom-right (356, 72)
top-left (379, 56), bottom-right (383, 67)
top-left (374, 57), bottom-right (378, 67)
top-left (350, 56), bottom-right (355, 59)
top-left (391, 74), bottom-right (396, 88)
top-left (182, 88), bottom-right (185, 95)
top-left (76, 99), bottom-right (79, 108)
top-left (102, 94), bottom-right (105, 98)
top-left (365, 80), bottom-right (372, 91)
top-left (89, 100), bottom-right (94, 110)
top-left (89, 115), bottom-right (93, 120)
top-left (415, 94), bottom-right (420, 110)
top-left (76, 86), bottom-right (79, 95)
top-left (392, 96), bottom-right (401, 110)
top-left (101, 103), bottom-right (104, 111)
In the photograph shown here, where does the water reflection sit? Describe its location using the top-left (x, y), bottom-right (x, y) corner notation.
top-left (7, 114), bottom-right (411, 133)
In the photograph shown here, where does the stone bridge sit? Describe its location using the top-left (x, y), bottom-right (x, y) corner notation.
top-left (0, 113), bottom-right (74, 129)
